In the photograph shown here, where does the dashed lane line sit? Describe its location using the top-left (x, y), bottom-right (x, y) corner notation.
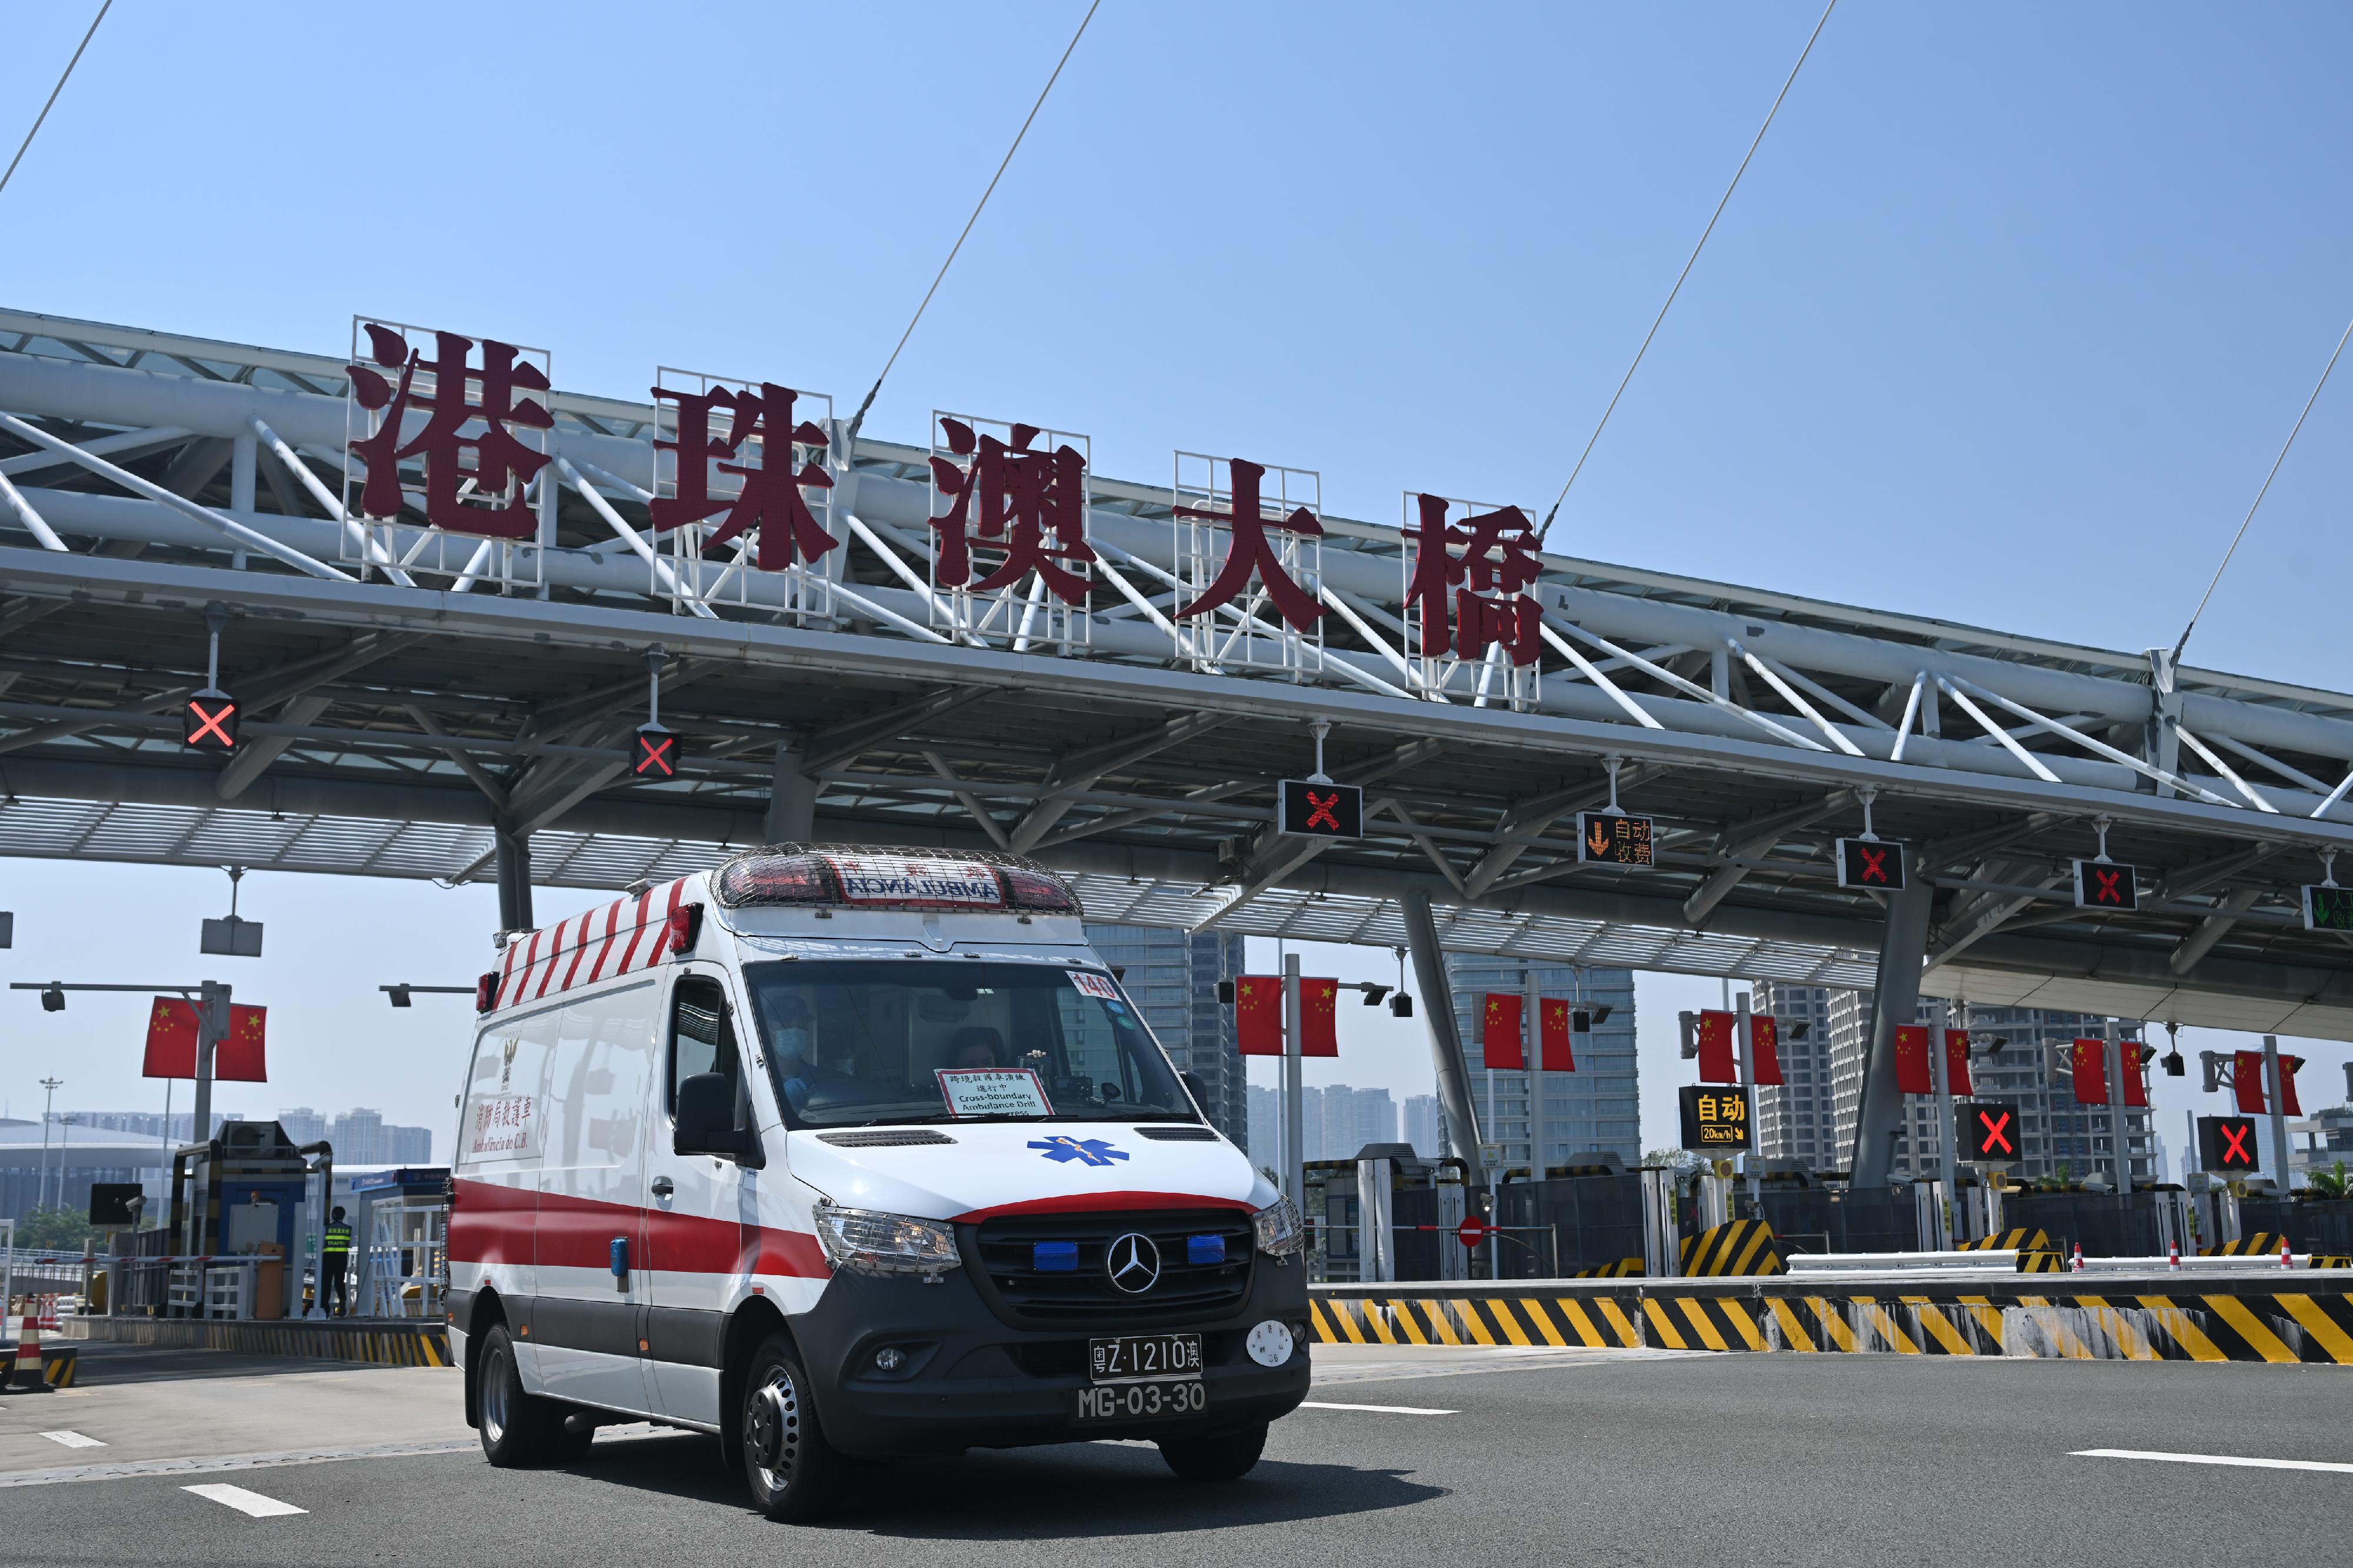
top-left (185, 1482), bottom-right (307, 1517)
top-left (2073, 1448), bottom-right (2353, 1476)
top-left (39, 1432), bottom-right (105, 1449)
top-left (1298, 1401), bottom-right (1457, 1415)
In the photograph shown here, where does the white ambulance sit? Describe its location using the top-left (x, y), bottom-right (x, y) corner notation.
top-left (446, 846), bottom-right (1309, 1521)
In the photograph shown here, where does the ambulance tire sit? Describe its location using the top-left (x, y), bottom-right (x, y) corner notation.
top-left (739, 1334), bottom-right (842, 1522)
top-left (1157, 1422), bottom-right (1268, 1482)
top-left (475, 1324), bottom-right (568, 1468)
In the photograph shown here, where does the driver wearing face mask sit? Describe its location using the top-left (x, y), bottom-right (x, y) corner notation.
top-left (771, 997), bottom-right (838, 1112)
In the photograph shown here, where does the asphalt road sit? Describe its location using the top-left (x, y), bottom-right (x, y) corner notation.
top-left (5, 1340), bottom-right (2347, 1566)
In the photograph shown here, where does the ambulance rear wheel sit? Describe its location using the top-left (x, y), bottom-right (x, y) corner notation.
top-left (740, 1334), bottom-right (842, 1522)
top-left (476, 1324), bottom-right (565, 1467)
top-left (1158, 1422), bottom-right (1267, 1482)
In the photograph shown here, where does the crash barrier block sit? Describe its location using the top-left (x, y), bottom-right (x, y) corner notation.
top-left (1959, 1229), bottom-right (2051, 1252)
top-left (2202, 1234), bottom-right (2281, 1258)
top-left (1571, 1258), bottom-right (1645, 1279)
top-left (1310, 1279), bottom-right (2353, 1363)
top-left (40, 1345), bottom-right (77, 1387)
top-left (2310, 1255), bottom-right (2353, 1269)
top-left (2017, 1250), bottom-right (2067, 1273)
top-left (1680, 1220), bottom-right (1786, 1277)
top-left (65, 1314), bottom-right (448, 1367)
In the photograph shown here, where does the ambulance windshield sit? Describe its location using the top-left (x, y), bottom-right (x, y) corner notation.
top-left (741, 960), bottom-right (1199, 1129)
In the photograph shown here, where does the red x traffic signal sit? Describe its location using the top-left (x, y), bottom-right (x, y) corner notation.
top-left (632, 725), bottom-right (681, 780)
top-left (2072, 859), bottom-right (2140, 910)
top-left (1836, 838), bottom-right (1907, 890)
top-left (1278, 778), bottom-right (1363, 838)
top-left (183, 692), bottom-right (240, 752)
top-left (1958, 1100), bottom-right (2022, 1162)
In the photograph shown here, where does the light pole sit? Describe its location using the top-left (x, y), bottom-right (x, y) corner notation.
top-left (37, 1077), bottom-right (62, 1212)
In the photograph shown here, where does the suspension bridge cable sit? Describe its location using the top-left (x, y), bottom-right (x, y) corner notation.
top-left (1535, 0), bottom-right (1836, 545)
top-left (0, 1), bottom-right (113, 202)
top-left (2171, 307), bottom-right (2353, 667)
top-left (844, 0), bottom-right (1102, 448)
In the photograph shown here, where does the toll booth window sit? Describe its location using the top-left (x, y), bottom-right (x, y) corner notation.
top-left (668, 975), bottom-right (741, 1115)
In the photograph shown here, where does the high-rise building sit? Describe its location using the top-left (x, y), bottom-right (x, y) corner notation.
top-left (1403, 1094), bottom-right (1441, 1160)
top-left (1298, 1085), bottom-right (1397, 1161)
top-left (1246, 1083), bottom-right (1278, 1173)
top-left (275, 1107), bottom-right (327, 1146)
top-left (1082, 923), bottom-right (1249, 1146)
top-left (1444, 959), bottom-right (1638, 1169)
top-left (328, 1108), bottom-right (434, 1166)
top-left (1751, 982), bottom-right (1837, 1166)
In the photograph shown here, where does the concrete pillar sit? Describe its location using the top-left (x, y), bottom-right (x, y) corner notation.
top-left (1848, 879), bottom-right (1933, 1186)
top-left (1401, 887), bottom-right (1483, 1170)
top-left (764, 737), bottom-right (818, 845)
top-left (496, 829), bottom-right (534, 931)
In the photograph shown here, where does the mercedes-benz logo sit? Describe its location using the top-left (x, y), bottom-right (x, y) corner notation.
top-left (1105, 1232), bottom-right (1161, 1294)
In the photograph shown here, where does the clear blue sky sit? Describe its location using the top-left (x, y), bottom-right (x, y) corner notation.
top-left (4, 3), bottom-right (2349, 1163)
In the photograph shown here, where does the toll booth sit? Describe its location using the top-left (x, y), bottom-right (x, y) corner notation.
top-left (348, 1167), bottom-right (451, 1319)
top-left (1492, 1153), bottom-right (1652, 1279)
top-left (1998, 1184), bottom-right (2191, 1257)
top-left (116, 1121), bottom-right (329, 1320)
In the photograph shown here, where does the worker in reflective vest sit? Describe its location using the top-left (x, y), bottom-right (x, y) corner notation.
top-left (322, 1207), bottom-right (354, 1317)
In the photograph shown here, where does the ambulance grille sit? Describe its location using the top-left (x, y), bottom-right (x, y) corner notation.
top-left (966, 1210), bottom-right (1255, 1326)
top-left (815, 1129), bottom-right (957, 1147)
top-left (1132, 1126), bottom-right (1218, 1142)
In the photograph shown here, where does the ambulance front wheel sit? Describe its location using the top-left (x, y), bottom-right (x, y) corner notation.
top-left (741, 1333), bottom-right (843, 1522)
top-left (1157, 1421), bottom-right (1268, 1482)
top-left (476, 1324), bottom-right (582, 1467)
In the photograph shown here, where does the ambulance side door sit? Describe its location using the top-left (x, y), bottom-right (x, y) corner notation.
top-left (642, 965), bottom-right (755, 1426)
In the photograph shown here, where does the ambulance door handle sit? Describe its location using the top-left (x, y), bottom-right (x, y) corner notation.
top-left (650, 1176), bottom-right (675, 1199)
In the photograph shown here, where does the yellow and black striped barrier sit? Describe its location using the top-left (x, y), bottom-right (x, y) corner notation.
top-left (69, 1316), bottom-right (448, 1367)
top-left (2202, 1234), bottom-right (2281, 1257)
top-left (1311, 1278), bottom-right (2353, 1363)
top-left (1679, 1220), bottom-right (1785, 1276)
top-left (2017, 1250), bottom-right (2067, 1273)
top-left (1570, 1257), bottom-right (1645, 1279)
top-left (41, 1345), bottom-right (77, 1387)
top-left (1959, 1229), bottom-right (2051, 1252)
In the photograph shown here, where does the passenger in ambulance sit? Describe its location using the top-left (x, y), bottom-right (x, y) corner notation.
top-left (770, 995), bottom-right (866, 1113)
top-left (947, 1026), bottom-right (1006, 1072)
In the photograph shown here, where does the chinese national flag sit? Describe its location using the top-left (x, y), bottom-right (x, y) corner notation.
top-left (218, 1005), bottom-right (268, 1082)
top-left (1749, 1015), bottom-right (1784, 1086)
top-left (2119, 1042), bottom-right (2148, 1108)
top-left (1482, 993), bottom-right (1525, 1070)
top-left (2072, 1039), bottom-right (2110, 1106)
top-left (2281, 1056), bottom-right (2304, 1117)
top-left (142, 997), bottom-right (199, 1078)
top-left (1945, 1029), bottom-right (1973, 1097)
top-left (1538, 997), bottom-right (1575, 1072)
top-left (2234, 1050), bottom-right (2268, 1115)
top-left (1300, 978), bottom-right (1339, 1057)
top-left (1695, 1010), bottom-right (1735, 1084)
top-left (1893, 1025), bottom-right (1933, 1095)
top-left (1236, 976), bottom-right (1283, 1056)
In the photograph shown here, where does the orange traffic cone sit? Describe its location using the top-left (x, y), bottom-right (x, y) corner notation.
top-left (6, 1312), bottom-right (49, 1394)
top-left (2167, 1242), bottom-right (2181, 1272)
top-left (2071, 1242), bottom-right (2085, 1273)
top-left (2281, 1237), bottom-right (2295, 1270)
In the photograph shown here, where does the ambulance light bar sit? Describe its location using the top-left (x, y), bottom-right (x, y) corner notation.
top-left (714, 850), bottom-right (1081, 916)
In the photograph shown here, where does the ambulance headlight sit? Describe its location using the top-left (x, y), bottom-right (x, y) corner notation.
top-left (1253, 1196), bottom-right (1304, 1260)
top-left (812, 1205), bottom-right (962, 1279)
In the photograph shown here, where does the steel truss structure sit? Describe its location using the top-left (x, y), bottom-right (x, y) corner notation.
top-left (5, 307), bottom-right (2353, 1048)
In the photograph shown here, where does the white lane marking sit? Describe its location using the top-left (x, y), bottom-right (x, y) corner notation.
top-left (1, 1438), bottom-right (477, 1490)
top-left (184, 1482), bottom-right (308, 1517)
top-left (1298, 1400), bottom-right (1456, 1415)
top-left (39, 1432), bottom-right (105, 1449)
top-left (2073, 1448), bottom-right (2353, 1476)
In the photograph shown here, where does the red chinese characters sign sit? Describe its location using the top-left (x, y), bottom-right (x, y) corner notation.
top-left (1403, 493), bottom-right (1544, 668)
top-left (928, 414), bottom-right (1096, 641)
top-left (652, 375), bottom-right (839, 581)
top-left (1172, 453), bottom-right (1324, 644)
top-left (346, 322), bottom-right (551, 540)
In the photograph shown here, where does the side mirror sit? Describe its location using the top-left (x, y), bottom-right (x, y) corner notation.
top-left (1179, 1070), bottom-right (1208, 1111)
top-left (676, 1072), bottom-right (755, 1162)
